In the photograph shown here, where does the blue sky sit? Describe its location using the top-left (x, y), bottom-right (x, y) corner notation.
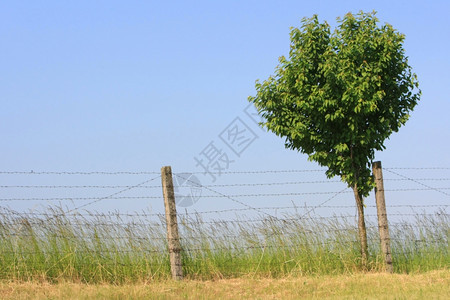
top-left (1, 1), bottom-right (449, 214)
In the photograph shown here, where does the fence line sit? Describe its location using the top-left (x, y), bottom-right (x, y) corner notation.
top-left (1, 178), bottom-right (449, 189)
top-left (1, 237), bottom-right (446, 257)
top-left (0, 166), bottom-right (448, 280)
top-left (4, 227), bottom-right (448, 241)
top-left (1, 167), bottom-right (449, 175)
top-left (0, 204), bottom-right (447, 218)
top-left (0, 171), bottom-right (161, 175)
top-left (1, 214), bottom-right (447, 228)
top-left (0, 169), bottom-right (323, 175)
top-left (384, 168), bottom-right (450, 197)
top-left (2, 187), bottom-right (450, 202)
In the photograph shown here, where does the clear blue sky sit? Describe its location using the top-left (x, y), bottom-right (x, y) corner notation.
top-left (1, 1), bottom-right (449, 214)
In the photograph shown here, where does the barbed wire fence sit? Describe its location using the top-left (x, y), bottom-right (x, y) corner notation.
top-left (0, 166), bottom-right (448, 226)
top-left (0, 166), bottom-right (448, 279)
top-left (1, 168), bottom-right (448, 208)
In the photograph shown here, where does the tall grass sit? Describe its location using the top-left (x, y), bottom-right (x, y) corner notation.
top-left (0, 206), bottom-right (448, 283)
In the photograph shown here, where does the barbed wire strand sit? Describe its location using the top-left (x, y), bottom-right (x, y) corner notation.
top-left (0, 204), bottom-right (447, 219)
top-left (0, 170), bottom-right (327, 175)
top-left (4, 187), bottom-right (450, 202)
top-left (1, 212), bottom-right (447, 227)
top-left (55, 174), bottom-right (162, 218)
top-left (385, 167), bottom-right (450, 170)
top-left (1, 178), bottom-right (449, 189)
top-left (0, 180), bottom-right (342, 189)
top-left (0, 171), bottom-right (161, 175)
top-left (384, 169), bottom-right (450, 197)
top-left (2, 226), bottom-right (406, 240)
top-left (173, 173), bottom-right (279, 220)
top-left (1, 167), bottom-right (448, 176)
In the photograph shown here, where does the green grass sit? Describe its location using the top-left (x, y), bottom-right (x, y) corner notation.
top-left (0, 206), bottom-right (448, 283)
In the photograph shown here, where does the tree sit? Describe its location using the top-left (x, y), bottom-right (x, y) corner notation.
top-left (248, 11), bottom-right (420, 267)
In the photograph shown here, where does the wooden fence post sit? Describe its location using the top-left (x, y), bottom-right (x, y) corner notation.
top-left (161, 166), bottom-right (183, 280)
top-left (372, 161), bottom-right (393, 273)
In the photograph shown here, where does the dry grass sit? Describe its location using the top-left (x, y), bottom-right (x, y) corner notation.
top-left (0, 269), bottom-right (448, 299)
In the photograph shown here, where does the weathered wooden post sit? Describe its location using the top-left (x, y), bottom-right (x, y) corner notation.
top-left (372, 161), bottom-right (393, 273)
top-left (161, 166), bottom-right (183, 280)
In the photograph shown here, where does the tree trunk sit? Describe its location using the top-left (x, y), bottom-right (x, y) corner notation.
top-left (352, 184), bottom-right (368, 270)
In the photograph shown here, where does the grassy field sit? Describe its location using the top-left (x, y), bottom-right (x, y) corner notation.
top-left (0, 270), bottom-right (448, 299)
top-left (0, 206), bottom-right (448, 283)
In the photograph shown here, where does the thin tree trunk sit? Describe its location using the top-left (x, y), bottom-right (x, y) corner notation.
top-left (352, 184), bottom-right (368, 270)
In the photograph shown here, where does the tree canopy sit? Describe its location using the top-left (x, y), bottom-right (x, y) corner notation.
top-left (249, 11), bottom-right (420, 197)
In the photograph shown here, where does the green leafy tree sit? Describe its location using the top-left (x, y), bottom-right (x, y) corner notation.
top-left (248, 11), bottom-right (420, 267)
